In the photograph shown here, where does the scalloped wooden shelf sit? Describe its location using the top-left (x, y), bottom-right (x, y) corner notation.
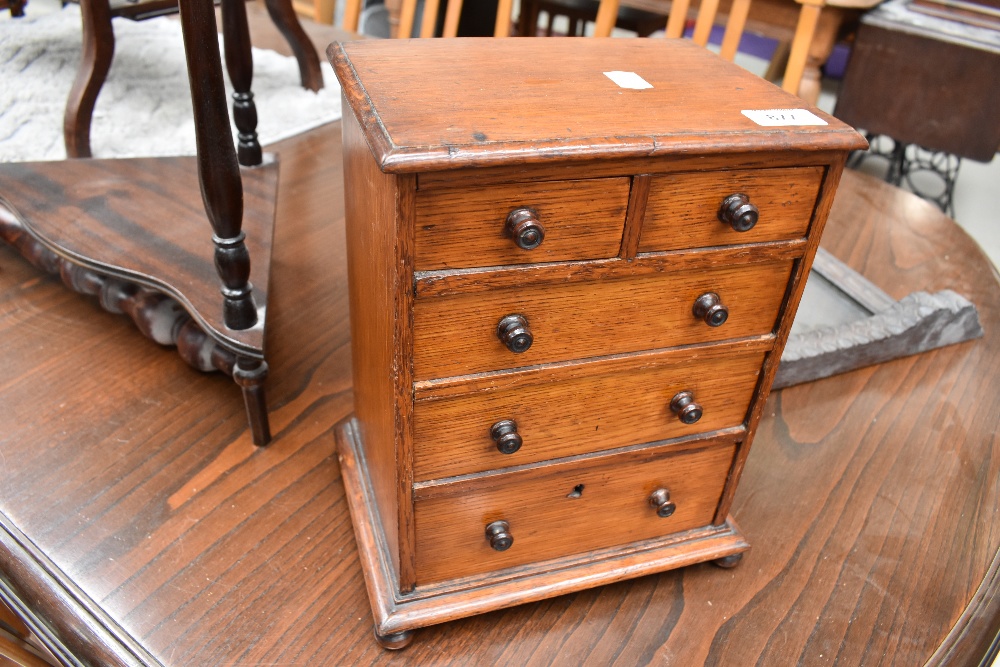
top-left (0, 155), bottom-right (279, 443)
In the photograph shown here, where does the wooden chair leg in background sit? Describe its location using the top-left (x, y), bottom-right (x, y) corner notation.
top-left (784, 0), bottom-right (823, 101)
top-left (64, 0), bottom-right (322, 159)
top-left (263, 0), bottom-right (324, 91)
top-left (63, 0), bottom-right (113, 158)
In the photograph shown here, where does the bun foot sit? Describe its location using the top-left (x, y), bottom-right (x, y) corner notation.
top-left (714, 552), bottom-right (744, 569)
top-left (374, 628), bottom-right (415, 650)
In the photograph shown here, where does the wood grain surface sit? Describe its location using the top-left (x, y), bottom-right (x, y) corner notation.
top-left (414, 177), bottom-right (630, 270)
top-left (342, 102), bottom-right (408, 587)
top-left (639, 166), bottom-right (824, 252)
top-left (0, 7), bottom-right (997, 664)
top-left (412, 260), bottom-right (794, 379)
top-left (329, 39), bottom-right (866, 173)
top-left (412, 343), bottom-right (766, 480)
top-left (413, 440), bottom-right (736, 584)
top-left (0, 157), bottom-right (277, 355)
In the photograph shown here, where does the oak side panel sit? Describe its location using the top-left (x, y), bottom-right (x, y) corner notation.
top-left (414, 178), bottom-right (629, 270)
top-left (342, 102), bottom-right (403, 583)
top-left (412, 346), bottom-right (766, 480)
top-left (413, 441), bottom-right (737, 584)
top-left (394, 173), bottom-right (417, 592)
top-left (412, 260), bottom-right (794, 380)
top-left (639, 166), bottom-right (824, 252)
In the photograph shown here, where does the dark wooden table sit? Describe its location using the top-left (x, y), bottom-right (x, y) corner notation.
top-left (835, 0), bottom-right (1000, 164)
top-left (1, 10), bottom-right (999, 665)
top-left (833, 0), bottom-right (1000, 214)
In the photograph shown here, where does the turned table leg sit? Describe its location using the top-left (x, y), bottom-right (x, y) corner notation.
top-left (178, 0), bottom-right (271, 445)
top-left (234, 358), bottom-right (271, 446)
top-left (221, 0), bottom-right (263, 167)
top-left (64, 0), bottom-right (114, 158)
top-left (262, 0), bottom-right (323, 92)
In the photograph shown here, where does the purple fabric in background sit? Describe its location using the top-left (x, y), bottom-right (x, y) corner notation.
top-left (683, 22), bottom-right (854, 81)
top-left (684, 23), bottom-right (780, 60)
top-left (823, 41), bottom-right (852, 79)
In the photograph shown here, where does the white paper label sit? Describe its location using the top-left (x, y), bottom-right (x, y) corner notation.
top-left (604, 71), bottom-right (653, 90)
top-left (741, 109), bottom-right (828, 126)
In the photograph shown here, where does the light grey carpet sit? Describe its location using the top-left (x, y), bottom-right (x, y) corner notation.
top-left (0, 4), bottom-right (342, 161)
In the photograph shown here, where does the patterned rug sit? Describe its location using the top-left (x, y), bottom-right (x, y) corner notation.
top-left (0, 4), bottom-right (342, 161)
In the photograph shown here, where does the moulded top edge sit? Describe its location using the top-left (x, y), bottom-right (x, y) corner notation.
top-left (329, 39), bottom-right (866, 174)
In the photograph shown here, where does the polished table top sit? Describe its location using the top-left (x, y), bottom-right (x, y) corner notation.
top-left (1, 10), bottom-right (999, 665)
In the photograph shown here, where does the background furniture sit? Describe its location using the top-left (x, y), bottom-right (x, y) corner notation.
top-left (519, 0), bottom-right (675, 36)
top-left (375, 0), bottom-right (846, 98)
top-left (1, 0), bottom-right (277, 445)
top-left (65, 0), bottom-right (323, 158)
top-left (370, 0), bottom-right (621, 36)
top-left (514, 0), bottom-right (881, 103)
top-left (834, 0), bottom-right (1000, 215)
top-left (0, 11), bottom-right (998, 664)
top-left (1, 0), bottom-right (26, 16)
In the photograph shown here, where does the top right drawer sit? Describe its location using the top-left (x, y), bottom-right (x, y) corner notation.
top-left (638, 166), bottom-right (824, 252)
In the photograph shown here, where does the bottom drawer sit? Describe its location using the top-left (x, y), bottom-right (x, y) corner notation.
top-left (413, 439), bottom-right (736, 584)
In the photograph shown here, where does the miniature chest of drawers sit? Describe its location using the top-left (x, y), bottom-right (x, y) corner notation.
top-left (329, 37), bottom-right (865, 648)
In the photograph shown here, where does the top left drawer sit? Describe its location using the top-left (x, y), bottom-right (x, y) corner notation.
top-left (414, 178), bottom-right (631, 270)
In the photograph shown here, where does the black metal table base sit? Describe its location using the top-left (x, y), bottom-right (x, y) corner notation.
top-left (848, 133), bottom-right (961, 218)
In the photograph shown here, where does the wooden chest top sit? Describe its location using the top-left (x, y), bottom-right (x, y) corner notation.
top-left (329, 38), bottom-right (865, 172)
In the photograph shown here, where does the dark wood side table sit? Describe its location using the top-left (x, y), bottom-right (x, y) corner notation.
top-left (0, 14), bottom-right (998, 665)
top-left (834, 0), bottom-right (1000, 214)
top-left (2, 0), bottom-right (281, 446)
top-left (65, 0), bottom-right (324, 158)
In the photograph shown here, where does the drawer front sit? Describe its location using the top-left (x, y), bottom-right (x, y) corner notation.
top-left (413, 346), bottom-right (765, 481)
top-left (412, 260), bottom-right (793, 380)
top-left (413, 440), bottom-right (735, 584)
top-left (414, 178), bottom-right (630, 270)
top-left (638, 167), bottom-right (823, 252)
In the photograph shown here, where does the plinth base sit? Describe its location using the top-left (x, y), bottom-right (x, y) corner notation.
top-left (334, 415), bottom-right (750, 645)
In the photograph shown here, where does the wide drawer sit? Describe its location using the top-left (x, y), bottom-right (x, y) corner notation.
top-left (413, 439), bottom-right (736, 584)
top-left (414, 178), bottom-right (630, 270)
top-left (638, 167), bottom-right (824, 252)
top-left (412, 259), bottom-right (794, 380)
top-left (412, 344), bottom-right (766, 481)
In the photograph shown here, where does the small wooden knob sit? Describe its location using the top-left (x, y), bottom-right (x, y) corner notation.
top-left (505, 208), bottom-right (545, 250)
top-left (670, 391), bottom-right (703, 424)
top-left (649, 488), bottom-right (677, 518)
top-left (692, 292), bottom-right (729, 327)
top-left (497, 314), bottom-right (532, 353)
top-left (485, 520), bottom-right (513, 551)
top-left (718, 193), bottom-right (759, 232)
top-left (490, 419), bottom-right (523, 455)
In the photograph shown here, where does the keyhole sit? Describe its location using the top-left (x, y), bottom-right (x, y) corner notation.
top-left (566, 484), bottom-right (585, 499)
